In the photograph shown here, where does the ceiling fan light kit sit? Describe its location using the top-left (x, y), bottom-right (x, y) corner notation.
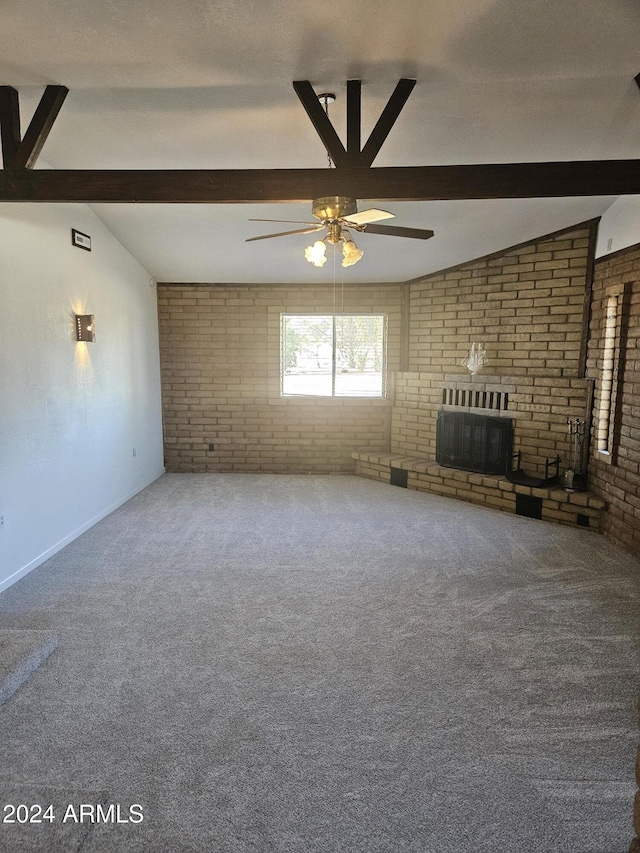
top-left (303, 197), bottom-right (367, 267)
top-left (304, 233), bottom-right (365, 268)
top-left (304, 240), bottom-right (328, 267)
top-left (250, 194), bottom-right (433, 269)
top-left (341, 239), bottom-right (364, 268)
top-left (245, 78), bottom-right (436, 270)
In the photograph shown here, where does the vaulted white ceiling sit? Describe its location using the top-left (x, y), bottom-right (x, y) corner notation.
top-left (2, 0), bottom-right (639, 282)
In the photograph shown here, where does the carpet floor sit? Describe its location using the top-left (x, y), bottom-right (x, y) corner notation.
top-left (0, 630), bottom-right (57, 707)
top-left (0, 473), bottom-right (638, 853)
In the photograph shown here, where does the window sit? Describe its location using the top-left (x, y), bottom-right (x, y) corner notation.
top-left (595, 283), bottom-right (627, 461)
top-left (281, 314), bottom-right (386, 397)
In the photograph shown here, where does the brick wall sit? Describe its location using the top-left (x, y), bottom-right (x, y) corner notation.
top-left (409, 223), bottom-right (596, 376)
top-left (391, 372), bottom-right (441, 458)
top-left (157, 283), bottom-right (402, 472)
top-left (587, 244), bottom-right (640, 557)
top-left (384, 221), bottom-right (598, 479)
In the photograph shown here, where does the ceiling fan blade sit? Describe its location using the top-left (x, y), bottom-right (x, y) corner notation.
top-left (362, 223), bottom-right (434, 240)
top-left (248, 218), bottom-right (318, 225)
top-left (343, 208), bottom-right (395, 225)
top-left (246, 225), bottom-right (324, 242)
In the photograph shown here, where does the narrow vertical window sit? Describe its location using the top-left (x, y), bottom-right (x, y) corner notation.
top-left (596, 293), bottom-right (621, 456)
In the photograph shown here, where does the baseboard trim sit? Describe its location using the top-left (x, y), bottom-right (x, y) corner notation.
top-left (0, 468), bottom-right (166, 594)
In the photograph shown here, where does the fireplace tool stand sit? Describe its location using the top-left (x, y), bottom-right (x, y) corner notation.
top-left (564, 417), bottom-right (587, 492)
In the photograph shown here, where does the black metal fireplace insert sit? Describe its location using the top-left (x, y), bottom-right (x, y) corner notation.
top-left (436, 411), bottom-right (513, 475)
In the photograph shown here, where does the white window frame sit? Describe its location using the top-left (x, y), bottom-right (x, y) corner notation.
top-left (280, 313), bottom-right (387, 399)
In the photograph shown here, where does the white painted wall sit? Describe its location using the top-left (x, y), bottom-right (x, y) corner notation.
top-left (0, 203), bottom-right (165, 592)
top-left (596, 195), bottom-right (640, 258)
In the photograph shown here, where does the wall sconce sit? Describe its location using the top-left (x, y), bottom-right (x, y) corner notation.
top-left (75, 314), bottom-right (96, 342)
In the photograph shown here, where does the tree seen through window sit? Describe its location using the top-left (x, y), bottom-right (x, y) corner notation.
top-left (281, 314), bottom-right (386, 397)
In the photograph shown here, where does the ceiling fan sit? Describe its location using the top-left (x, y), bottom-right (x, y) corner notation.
top-left (246, 195), bottom-right (435, 267)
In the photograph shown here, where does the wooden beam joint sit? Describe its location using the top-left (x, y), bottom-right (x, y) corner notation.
top-left (293, 78), bottom-right (416, 168)
top-left (0, 85), bottom-right (68, 170)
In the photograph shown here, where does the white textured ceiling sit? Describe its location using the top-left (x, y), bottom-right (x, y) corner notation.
top-left (2, 0), bottom-right (640, 282)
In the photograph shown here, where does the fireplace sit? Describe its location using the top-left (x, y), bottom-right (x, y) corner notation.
top-left (436, 412), bottom-right (512, 475)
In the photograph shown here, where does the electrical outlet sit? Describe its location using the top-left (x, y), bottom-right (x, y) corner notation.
top-left (0, 514), bottom-right (4, 528)
top-left (132, 448), bottom-right (137, 457)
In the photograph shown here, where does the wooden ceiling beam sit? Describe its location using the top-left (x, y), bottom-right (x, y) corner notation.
top-left (294, 78), bottom-right (416, 168)
top-left (359, 79), bottom-right (416, 168)
top-left (346, 80), bottom-right (362, 158)
top-left (292, 81), bottom-right (348, 168)
top-left (0, 86), bottom-right (68, 170)
top-left (1, 159), bottom-right (639, 203)
top-left (0, 87), bottom-right (21, 166)
top-left (12, 85), bottom-right (68, 169)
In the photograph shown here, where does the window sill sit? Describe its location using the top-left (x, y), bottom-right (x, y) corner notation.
top-left (268, 395), bottom-right (392, 406)
top-left (595, 449), bottom-right (614, 465)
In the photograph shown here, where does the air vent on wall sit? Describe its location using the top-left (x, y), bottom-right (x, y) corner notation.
top-left (442, 387), bottom-right (508, 412)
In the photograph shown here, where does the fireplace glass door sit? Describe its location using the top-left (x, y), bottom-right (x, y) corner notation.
top-left (436, 412), bottom-right (512, 475)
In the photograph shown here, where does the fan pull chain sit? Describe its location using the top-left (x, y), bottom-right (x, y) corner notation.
top-left (332, 242), bottom-right (337, 316)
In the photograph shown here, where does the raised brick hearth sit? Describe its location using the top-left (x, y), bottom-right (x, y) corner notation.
top-left (352, 450), bottom-right (604, 530)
